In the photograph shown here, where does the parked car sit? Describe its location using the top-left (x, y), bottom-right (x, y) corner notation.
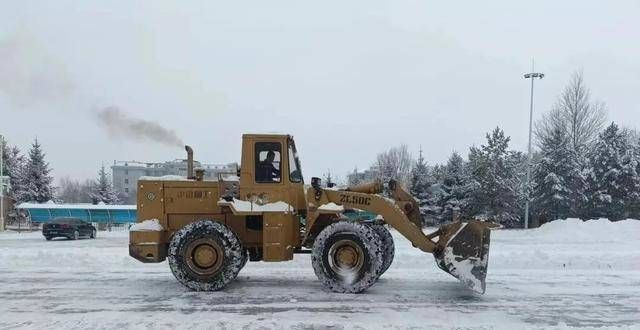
top-left (42, 218), bottom-right (97, 241)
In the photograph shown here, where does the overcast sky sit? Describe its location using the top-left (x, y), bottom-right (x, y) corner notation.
top-left (1, 1), bottom-right (639, 183)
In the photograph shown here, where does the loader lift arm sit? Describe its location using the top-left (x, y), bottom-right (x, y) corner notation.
top-left (309, 184), bottom-right (438, 254)
top-left (305, 178), bottom-right (492, 293)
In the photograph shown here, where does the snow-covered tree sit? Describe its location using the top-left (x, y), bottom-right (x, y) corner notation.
top-left (15, 138), bottom-right (54, 203)
top-left (438, 151), bottom-right (474, 222)
top-left (534, 72), bottom-right (606, 220)
top-left (1, 138), bottom-right (25, 201)
top-left (586, 123), bottom-right (635, 220)
top-left (532, 126), bottom-right (574, 221)
top-left (626, 132), bottom-right (640, 219)
top-left (409, 149), bottom-right (434, 222)
top-left (430, 164), bottom-right (447, 185)
top-left (621, 145), bottom-right (640, 219)
top-left (90, 164), bottom-right (120, 204)
top-left (467, 127), bottom-right (524, 227)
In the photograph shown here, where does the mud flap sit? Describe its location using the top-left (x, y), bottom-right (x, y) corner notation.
top-left (434, 221), bottom-right (491, 294)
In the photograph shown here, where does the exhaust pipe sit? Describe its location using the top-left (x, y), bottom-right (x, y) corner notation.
top-left (185, 145), bottom-right (194, 179)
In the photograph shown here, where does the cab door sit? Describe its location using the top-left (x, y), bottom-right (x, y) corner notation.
top-left (239, 138), bottom-right (290, 206)
top-left (285, 138), bottom-right (306, 212)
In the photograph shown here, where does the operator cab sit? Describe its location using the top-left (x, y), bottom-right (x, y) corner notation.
top-left (239, 134), bottom-right (305, 211)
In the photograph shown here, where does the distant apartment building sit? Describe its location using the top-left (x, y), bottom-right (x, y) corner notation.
top-left (112, 159), bottom-right (237, 204)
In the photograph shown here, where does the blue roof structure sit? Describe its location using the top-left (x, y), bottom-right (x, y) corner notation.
top-left (16, 202), bottom-right (137, 223)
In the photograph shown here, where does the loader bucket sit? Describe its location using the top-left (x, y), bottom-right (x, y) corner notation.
top-left (434, 221), bottom-right (491, 294)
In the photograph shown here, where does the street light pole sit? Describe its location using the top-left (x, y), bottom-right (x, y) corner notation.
top-left (523, 66), bottom-right (544, 229)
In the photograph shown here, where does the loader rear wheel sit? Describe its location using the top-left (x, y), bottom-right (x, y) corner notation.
top-left (238, 249), bottom-right (249, 274)
top-left (168, 220), bottom-right (244, 291)
top-left (370, 224), bottom-right (395, 277)
top-left (311, 222), bottom-right (384, 293)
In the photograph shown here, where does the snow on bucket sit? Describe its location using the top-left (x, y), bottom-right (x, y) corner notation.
top-left (434, 221), bottom-right (491, 294)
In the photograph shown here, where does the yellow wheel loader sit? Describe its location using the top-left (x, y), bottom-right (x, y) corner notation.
top-left (129, 134), bottom-right (492, 294)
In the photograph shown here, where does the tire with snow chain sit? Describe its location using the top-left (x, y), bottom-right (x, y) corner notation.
top-left (168, 220), bottom-right (244, 291)
top-left (240, 249), bottom-right (249, 270)
top-left (369, 224), bottom-right (395, 277)
top-left (311, 222), bottom-right (384, 293)
top-left (234, 249), bottom-right (249, 279)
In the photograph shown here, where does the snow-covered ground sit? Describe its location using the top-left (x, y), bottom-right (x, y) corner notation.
top-left (1, 219), bottom-right (639, 329)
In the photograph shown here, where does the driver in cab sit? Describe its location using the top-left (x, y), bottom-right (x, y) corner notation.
top-left (258, 150), bottom-right (280, 182)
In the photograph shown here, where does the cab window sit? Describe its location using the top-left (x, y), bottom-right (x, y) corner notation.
top-left (255, 142), bottom-right (281, 183)
top-left (288, 140), bottom-right (303, 183)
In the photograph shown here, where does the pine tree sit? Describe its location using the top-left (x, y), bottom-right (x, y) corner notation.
top-left (467, 127), bottom-right (523, 227)
top-left (90, 164), bottom-right (120, 204)
top-left (16, 138), bottom-right (54, 203)
top-left (586, 123), bottom-right (631, 220)
top-left (532, 126), bottom-right (574, 221)
top-left (409, 148), bottom-right (434, 223)
top-left (621, 147), bottom-right (640, 219)
top-left (1, 138), bottom-right (25, 201)
top-left (439, 151), bottom-right (473, 222)
top-left (620, 128), bottom-right (640, 219)
top-left (629, 132), bottom-right (640, 218)
top-left (430, 164), bottom-right (447, 184)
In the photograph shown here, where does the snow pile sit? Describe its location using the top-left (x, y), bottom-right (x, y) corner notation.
top-left (129, 219), bottom-right (163, 231)
top-left (489, 218), bottom-right (640, 271)
top-left (221, 174), bottom-right (240, 181)
top-left (138, 175), bottom-right (190, 181)
top-left (532, 218), bottom-right (640, 241)
top-left (318, 202), bottom-right (344, 212)
top-left (219, 198), bottom-right (292, 213)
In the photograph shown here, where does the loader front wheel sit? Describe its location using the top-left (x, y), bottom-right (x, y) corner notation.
top-left (168, 220), bottom-right (244, 291)
top-left (370, 224), bottom-right (395, 277)
top-left (312, 222), bottom-right (384, 293)
top-left (238, 248), bottom-right (249, 275)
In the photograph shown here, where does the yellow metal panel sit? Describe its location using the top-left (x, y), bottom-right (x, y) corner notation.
top-left (129, 231), bottom-right (168, 262)
top-left (263, 213), bottom-right (295, 261)
top-left (137, 181), bottom-right (165, 226)
top-left (164, 187), bottom-right (219, 214)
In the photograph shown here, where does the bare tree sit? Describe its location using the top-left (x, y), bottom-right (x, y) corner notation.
top-left (375, 144), bottom-right (414, 188)
top-left (57, 177), bottom-right (94, 203)
top-left (535, 71), bottom-right (606, 153)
